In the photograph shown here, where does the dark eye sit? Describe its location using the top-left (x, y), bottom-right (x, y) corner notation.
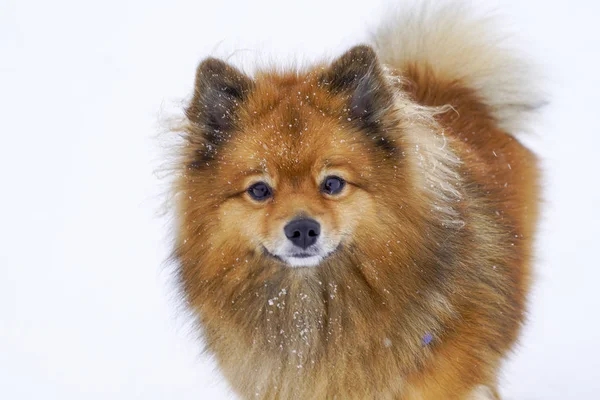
top-left (247, 182), bottom-right (272, 201)
top-left (321, 176), bottom-right (345, 195)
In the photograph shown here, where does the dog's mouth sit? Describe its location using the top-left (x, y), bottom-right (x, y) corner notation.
top-left (287, 253), bottom-right (314, 258)
top-left (261, 246), bottom-right (339, 268)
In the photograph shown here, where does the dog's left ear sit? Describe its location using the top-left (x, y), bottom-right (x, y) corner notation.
top-left (320, 45), bottom-right (394, 129)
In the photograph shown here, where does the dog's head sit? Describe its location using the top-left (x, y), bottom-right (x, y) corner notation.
top-left (175, 46), bottom-right (452, 272)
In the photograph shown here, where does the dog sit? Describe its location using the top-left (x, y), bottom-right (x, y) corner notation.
top-left (168, 4), bottom-right (542, 399)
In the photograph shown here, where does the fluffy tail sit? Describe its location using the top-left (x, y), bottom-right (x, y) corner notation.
top-left (372, 3), bottom-right (544, 134)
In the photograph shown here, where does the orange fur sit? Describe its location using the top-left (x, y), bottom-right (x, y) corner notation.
top-left (168, 6), bottom-right (541, 399)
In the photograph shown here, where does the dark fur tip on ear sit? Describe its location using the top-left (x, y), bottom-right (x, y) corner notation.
top-left (320, 45), bottom-right (394, 130)
top-left (321, 45), bottom-right (378, 92)
top-left (185, 57), bottom-right (253, 139)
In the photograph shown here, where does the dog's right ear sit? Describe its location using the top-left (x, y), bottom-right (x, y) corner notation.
top-left (186, 58), bottom-right (253, 142)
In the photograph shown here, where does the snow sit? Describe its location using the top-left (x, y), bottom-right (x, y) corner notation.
top-left (1, 0), bottom-right (599, 399)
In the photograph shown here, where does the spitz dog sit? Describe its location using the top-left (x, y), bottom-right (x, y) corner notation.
top-left (169, 4), bottom-right (542, 399)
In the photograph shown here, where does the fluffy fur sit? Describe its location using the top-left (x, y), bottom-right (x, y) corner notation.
top-left (374, 2), bottom-right (544, 133)
top-left (168, 4), bottom-right (541, 399)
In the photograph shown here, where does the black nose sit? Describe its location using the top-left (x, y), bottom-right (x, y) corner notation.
top-left (284, 218), bottom-right (321, 249)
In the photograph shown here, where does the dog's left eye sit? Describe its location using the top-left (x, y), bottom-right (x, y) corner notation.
top-left (247, 182), bottom-right (272, 201)
top-left (321, 176), bottom-right (345, 195)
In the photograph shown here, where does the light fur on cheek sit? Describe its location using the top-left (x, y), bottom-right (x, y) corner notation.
top-left (391, 91), bottom-right (464, 230)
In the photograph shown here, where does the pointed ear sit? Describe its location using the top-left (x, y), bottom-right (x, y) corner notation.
top-left (320, 45), bottom-right (394, 130)
top-left (186, 58), bottom-right (253, 141)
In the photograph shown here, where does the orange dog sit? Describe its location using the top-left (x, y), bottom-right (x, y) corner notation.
top-left (169, 5), bottom-right (541, 399)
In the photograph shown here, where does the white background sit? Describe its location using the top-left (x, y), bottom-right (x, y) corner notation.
top-left (1, 0), bottom-right (599, 398)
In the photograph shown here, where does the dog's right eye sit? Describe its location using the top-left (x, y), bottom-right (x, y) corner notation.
top-left (247, 182), bottom-right (272, 201)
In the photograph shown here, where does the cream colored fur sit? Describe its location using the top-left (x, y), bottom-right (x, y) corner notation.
top-left (373, 2), bottom-right (543, 134)
top-left (467, 385), bottom-right (498, 400)
top-left (386, 83), bottom-right (464, 230)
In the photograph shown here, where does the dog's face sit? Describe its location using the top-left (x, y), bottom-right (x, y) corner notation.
top-left (177, 46), bottom-right (420, 270)
top-left (212, 107), bottom-right (379, 267)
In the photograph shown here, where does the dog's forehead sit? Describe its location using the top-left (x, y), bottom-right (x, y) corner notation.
top-left (222, 72), bottom-right (374, 177)
top-left (232, 114), bottom-right (334, 173)
top-left (234, 98), bottom-right (354, 168)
